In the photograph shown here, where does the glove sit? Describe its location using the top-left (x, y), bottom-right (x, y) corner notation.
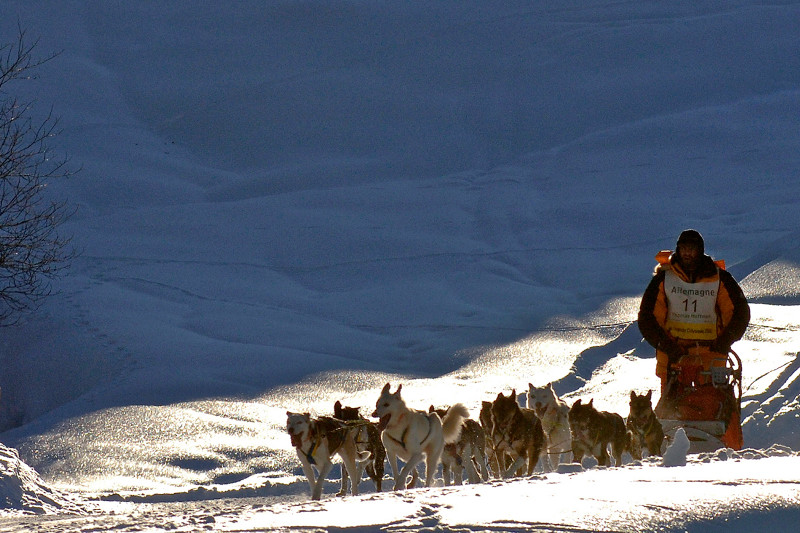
top-left (711, 338), bottom-right (731, 355)
top-left (665, 360), bottom-right (680, 378)
top-left (658, 338), bottom-right (684, 365)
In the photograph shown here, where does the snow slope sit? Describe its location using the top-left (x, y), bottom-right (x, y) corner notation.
top-left (0, 1), bottom-right (799, 531)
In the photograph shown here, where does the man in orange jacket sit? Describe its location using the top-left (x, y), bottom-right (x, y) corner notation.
top-left (638, 229), bottom-right (750, 386)
top-left (638, 229), bottom-right (750, 449)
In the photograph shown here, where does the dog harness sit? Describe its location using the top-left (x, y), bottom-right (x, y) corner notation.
top-left (385, 413), bottom-right (433, 452)
top-left (301, 417), bottom-right (348, 465)
top-left (631, 411), bottom-right (660, 437)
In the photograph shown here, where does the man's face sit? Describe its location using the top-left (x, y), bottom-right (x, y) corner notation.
top-left (678, 242), bottom-right (701, 271)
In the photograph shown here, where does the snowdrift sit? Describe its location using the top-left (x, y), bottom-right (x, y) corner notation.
top-left (0, 443), bottom-right (83, 515)
top-left (1, 0), bottom-right (800, 530)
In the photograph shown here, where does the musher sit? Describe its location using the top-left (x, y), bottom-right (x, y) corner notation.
top-left (638, 229), bottom-right (750, 449)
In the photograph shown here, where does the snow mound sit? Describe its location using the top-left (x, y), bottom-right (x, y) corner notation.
top-left (556, 463), bottom-right (585, 474)
top-left (744, 260), bottom-right (800, 300)
top-left (0, 443), bottom-right (84, 515)
top-left (662, 428), bottom-right (690, 467)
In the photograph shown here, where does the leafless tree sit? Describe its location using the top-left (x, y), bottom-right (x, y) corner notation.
top-left (0, 27), bottom-right (75, 325)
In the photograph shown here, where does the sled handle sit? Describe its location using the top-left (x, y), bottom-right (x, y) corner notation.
top-left (728, 349), bottom-right (743, 410)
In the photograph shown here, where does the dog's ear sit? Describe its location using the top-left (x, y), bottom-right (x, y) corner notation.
top-left (630, 390), bottom-right (636, 401)
top-left (646, 390), bottom-right (653, 401)
top-left (587, 399), bottom-right (594, 407)
top-left (547, 382), bottom-right (553, 389)
top-left (382, 383), bottom-right (391, 394)
top-left (496, 392), bottom-right (503, 400)
top-left (396, 384), bottom-right (402, 395)
top-left (528, 382), bottom-right (534, 390)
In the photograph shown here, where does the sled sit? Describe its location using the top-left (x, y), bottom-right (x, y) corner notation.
top-left (659, 419), bottom-right (728, 453)
top-left (655, 349), bottom-right (743, 454)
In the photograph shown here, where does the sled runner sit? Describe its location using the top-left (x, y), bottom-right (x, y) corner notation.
top-left (655, 348), bottom-right (743, 453)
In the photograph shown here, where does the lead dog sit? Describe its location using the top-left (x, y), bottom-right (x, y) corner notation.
top-left (527, 382), bottom-right (572, 471)
top-left (372, 383), bottom-right (468, 490)
top-left (286, 411), bottom-right (370, 500)
top-left (333, 400), bottom-right (386, 492)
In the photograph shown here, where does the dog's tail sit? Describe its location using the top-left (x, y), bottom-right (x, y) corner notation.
top-left (441, 403), bottom-right (470, 444)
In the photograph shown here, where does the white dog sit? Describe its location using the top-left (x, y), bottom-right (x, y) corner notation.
top-left (286, 411), bottom-right (370, 500)
top-left (527, 382), bottom-right (572, 470)
top-left (372, 383), bottom-right (469, 490)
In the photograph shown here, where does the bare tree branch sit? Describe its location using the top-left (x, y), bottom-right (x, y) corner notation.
top-left (0, 27), bottom-right (75, 325)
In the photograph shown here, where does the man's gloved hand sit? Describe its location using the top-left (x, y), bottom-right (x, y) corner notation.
top-left (711, 338), bottom-right (731, 354)
top-left (658, 338), bottom-right (684, 365)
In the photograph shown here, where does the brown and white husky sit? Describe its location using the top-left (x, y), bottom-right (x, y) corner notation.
top-left (286, 411), bottom-right (371, 500)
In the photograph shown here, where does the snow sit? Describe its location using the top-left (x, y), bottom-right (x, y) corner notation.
top-left (662, 428), bottom-right (690, 468)
top-left (0, 444), bottom-right (83, 515)
top-left (0, 0), bottom-right (799, 531)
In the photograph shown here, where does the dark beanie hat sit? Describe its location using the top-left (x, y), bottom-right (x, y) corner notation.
top-left (677, 229), bottom-right (704, 254)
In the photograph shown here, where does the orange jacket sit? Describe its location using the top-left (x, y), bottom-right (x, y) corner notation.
top-left (638, 251), bottom-right (750, 379)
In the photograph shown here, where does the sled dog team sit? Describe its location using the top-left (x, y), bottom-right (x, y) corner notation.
top-left (286, 382), bottom-right (665, 500)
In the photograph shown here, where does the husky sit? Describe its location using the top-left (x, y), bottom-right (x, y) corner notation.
top-left (429, 405), bottom-right (489, 485)
top-left (333, 400), bottom-right (386, 492)
top-left (488, 390), bottom-right (546, 477)
top-left (527, 382), bottom-right (572, 471)
top-left (286, 411), bottom-right (371, 500)
top-left (568, 398), bottom-right (629, 467)
top-left (479, 400), bottom-right (505, 478)
top-left (626, 390), bottom-right (665, 459)
top-left (371, 383), bottom-right (469, 490)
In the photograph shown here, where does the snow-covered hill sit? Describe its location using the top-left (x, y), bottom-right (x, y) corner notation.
top-left (1, 1), bottom-right (799, 531)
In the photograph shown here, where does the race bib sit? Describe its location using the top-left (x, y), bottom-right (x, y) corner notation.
top-left (664, 270), bottom-right (719, 340)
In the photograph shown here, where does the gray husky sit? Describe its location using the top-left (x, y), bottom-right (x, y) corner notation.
top-left (527, 382), bottom-right (572, 470)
